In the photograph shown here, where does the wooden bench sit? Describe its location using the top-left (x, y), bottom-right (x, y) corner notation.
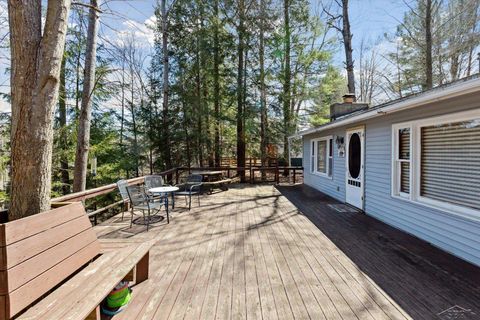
top-left (0, 202), bottom-right (155, 320)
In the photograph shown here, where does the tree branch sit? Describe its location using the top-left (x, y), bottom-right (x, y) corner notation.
top-left (72, 1), bottom-right (103, 13)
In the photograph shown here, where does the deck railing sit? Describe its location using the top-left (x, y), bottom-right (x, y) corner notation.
top-left (48, 166), bottom-right (303, 224)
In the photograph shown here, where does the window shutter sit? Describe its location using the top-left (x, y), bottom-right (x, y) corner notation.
top-left (421, 120), bottom-right (480, 210)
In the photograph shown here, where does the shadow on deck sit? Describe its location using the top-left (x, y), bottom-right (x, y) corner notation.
top-left (92, 184), bottom-right (480, 320)
top-left (277, 184), bottom-right (480, 320)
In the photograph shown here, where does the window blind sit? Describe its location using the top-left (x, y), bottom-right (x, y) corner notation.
top-left (421, 119), bottom-right (480, 210)
top-left (399, 128), bottom-right (410, 193)
top-left (317, 140), bottom-right (327, 173)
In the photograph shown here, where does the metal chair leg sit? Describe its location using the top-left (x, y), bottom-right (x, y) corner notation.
top-left (188, 193), bottom-right (192, 210)
top-left (198, 193), bottom-right (200, 206)
top-left (130, 208), bottom-right (134, 228)
top-left (145, 209), bottom-right (149, 231)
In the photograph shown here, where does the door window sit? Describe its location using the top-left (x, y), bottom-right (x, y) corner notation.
top-left (348, 133), bottom-right (361, 179)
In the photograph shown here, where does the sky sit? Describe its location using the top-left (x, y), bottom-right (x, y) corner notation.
top-left (99, 0), bottom-right (408, 57)
top-left (0, 0), bottom-right (410, 112)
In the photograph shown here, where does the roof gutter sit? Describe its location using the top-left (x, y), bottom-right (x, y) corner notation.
top-left (291, 77), bottom-right (480, 138)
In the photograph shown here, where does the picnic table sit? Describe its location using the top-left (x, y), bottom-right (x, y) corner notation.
top-left (191, 170), bottom-right (231, 193)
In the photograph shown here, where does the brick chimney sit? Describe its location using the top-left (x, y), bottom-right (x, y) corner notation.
top-left (329, 94), bottom-right (369, 121)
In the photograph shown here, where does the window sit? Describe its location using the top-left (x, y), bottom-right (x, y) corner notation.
top-left (392, 109), bottom-right (480, 218)
top-left (311, 140), bottom-right (315, 173)
top-left (329, 138), bottom-right (333, 177)
top-left (393, 127), bottom-right (411, 196)
top-left (311, 136), bottom-right (333, 177)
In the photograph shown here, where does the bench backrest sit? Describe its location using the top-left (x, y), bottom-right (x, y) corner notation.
top-left (0, 202), bottom-right (100, 319)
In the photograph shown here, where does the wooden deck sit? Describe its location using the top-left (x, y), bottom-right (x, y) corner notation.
top-left (94, 184), bottom-right (480, 320)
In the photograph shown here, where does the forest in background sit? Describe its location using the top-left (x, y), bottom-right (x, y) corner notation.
top-left (0, 0), bottom-right (479, 210)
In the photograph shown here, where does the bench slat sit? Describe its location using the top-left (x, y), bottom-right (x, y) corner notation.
top-left (1, 228), bottom-right (98, 293)
top-left (19, 240), bottom-right (155, 320)
top-left (202, 179), bottom-right (233, 185)
top-left (17, 250), bottom-right (119, 320)
top-left (1, 215), bottom-right (92, 271)
top-left (59, 241), bottom-right (155, 320)
top-left (0, 202), bottom-right (85, 247)
top-left (7, 240), bottom-right (100, 318)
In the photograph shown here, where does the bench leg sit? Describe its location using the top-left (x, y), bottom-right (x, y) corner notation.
top-left (86, 305), bottom-right (101, 320)
top-left (0, 296), bottom-right (8, 320)
top-left (135, 252), bottom-right (149, 284)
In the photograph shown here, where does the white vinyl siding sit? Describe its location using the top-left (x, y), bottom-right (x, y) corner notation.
top-left (304, 130), bottom-right (345, 202)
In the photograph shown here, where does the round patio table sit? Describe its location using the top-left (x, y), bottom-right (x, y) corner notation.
top-left (149, 186), bottom-right (179, 215)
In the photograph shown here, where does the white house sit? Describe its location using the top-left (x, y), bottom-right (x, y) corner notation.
top-left (294, 76), bottom-right (480, 267)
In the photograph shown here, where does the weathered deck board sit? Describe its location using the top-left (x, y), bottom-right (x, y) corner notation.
top-left (95, 184), bottom-right (480, 320)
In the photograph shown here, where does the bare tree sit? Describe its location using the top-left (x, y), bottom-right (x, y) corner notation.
top-left (324, 0), bottom-right (355, 95)
top-left (358, 39), bottom-right (378, 103)
top-left (425, 0), bottom-right (433, 88)
top-left (8, 0), bottom-right (72, 220)
top-left (259, 0), bottom-right (268, 171)
top-left (73, 0), bottom-right (100, 192)
top-left (282, 0), bottom-right (291, 163)
top-left (161, 0), bottom-right (173, 169)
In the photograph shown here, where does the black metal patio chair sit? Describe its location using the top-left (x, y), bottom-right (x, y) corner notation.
top-left (144, 175), bottom-right (169, 204)
top-left (116, 179), bottom-right (130, 221)
top-left (175, 174), bottom-right (203, 210)
top-left (126, 185), bottom-right (168, 231)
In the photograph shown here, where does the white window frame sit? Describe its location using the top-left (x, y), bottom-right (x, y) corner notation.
top-left (311, 136), bottom-right (333, 178)
top-left (392, 124), bottom-right (412, 199)
top-left (391, 108), bottom-right (480, 220)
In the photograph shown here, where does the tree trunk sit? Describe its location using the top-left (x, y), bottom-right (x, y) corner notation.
top-left (283, 0), bottom-right (291, 163)
top-left (237, 0), bottom-right (246, 182)
top-left (8, 0), bottom-right (72, 220)
top-left (213, 0), bottom-right (221, 167)
top-left (73, 0), bottom-right (100, 192)
top-left (75, 8), bottom-right (83, 113)
top-left (199, 8), bottom-right (213, 168)
top-left (342, 0), bottom-right (355, 95)
top-left (195, 33), bottom-right (203, 167)
top-left (59, 56), bottom-right (70, 195)
top-left (259, 0), bottom-right (268, 177)
top-left (425, 0), bottom-right (433, 89)
top-left (120, 59), bottom-right (125, 150)
top-left (180, 68), bottom-right (192, 167)
top-left (161, 0), bottom-right (173, 169)
top-left (130, 65), bottom-right (139, 177)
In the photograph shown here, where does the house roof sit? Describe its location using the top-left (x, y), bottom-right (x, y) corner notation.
top-left (292, 74), bottom-right (480, 138)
